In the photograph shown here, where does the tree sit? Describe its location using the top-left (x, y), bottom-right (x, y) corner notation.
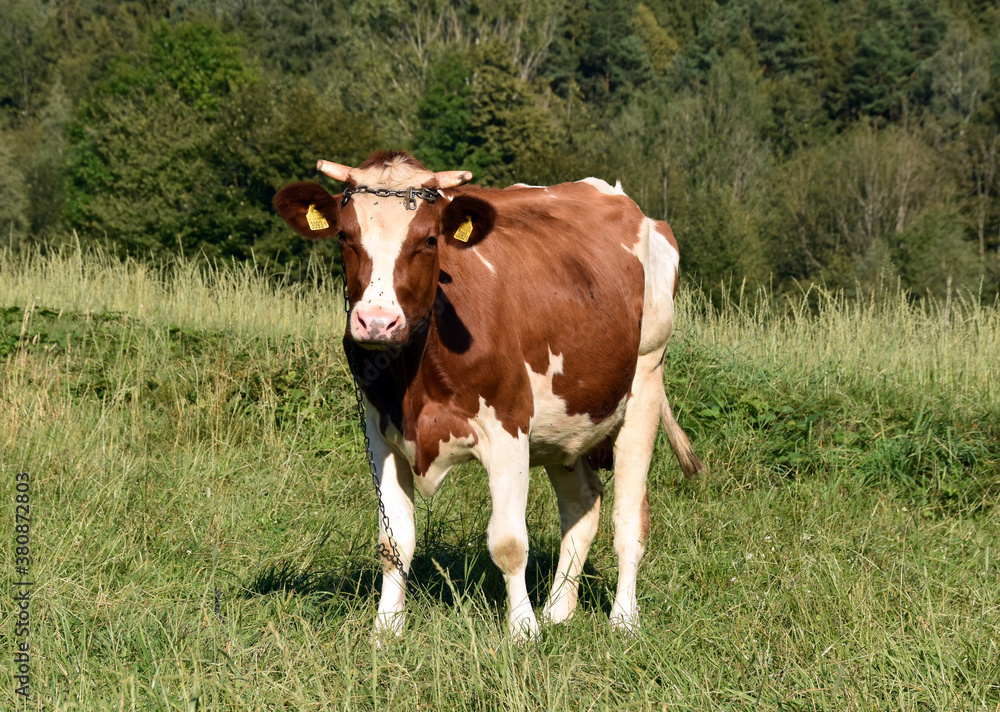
top-left (0, 0), bottom-right (50, 128)
top-left (968, 129), bottom-right (1000, 259)
top-left (62, 20), bottom-right (255, 257)
top-left (412, 46), bottom-right (475, 172)
top-left (635, 3), bottom-right (679, 76)
top-left (61, 18), bottom-right (380, 270)
top-left (576, 0), bottom-right (654, 109)
top-left (0, 136), bottom-right (29, 239)
top-left (926, 22), bottom-right (990, 128)
top-left (845, 0), bottom-right (947, 122)
top-left (894, 205), bottom-right (981, 297)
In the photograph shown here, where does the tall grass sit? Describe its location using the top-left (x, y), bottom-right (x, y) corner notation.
top-left (678, 279), bottom-right (1000, 409)
top-left (0, 244), bottom-right (346, 338)
top-left (1, 248), bottom-right (997, 711)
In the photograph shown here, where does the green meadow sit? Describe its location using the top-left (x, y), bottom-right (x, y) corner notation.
top-left (1, 248), bottom-right (998, 711)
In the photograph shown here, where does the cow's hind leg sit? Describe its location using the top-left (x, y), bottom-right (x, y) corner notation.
top-left (541, 457), bottom-right (603, 624)
top-left (610, 351), bottom-right (664, 631)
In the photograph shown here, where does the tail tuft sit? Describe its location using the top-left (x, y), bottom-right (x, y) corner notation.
top-left (660, 399), bottom-right (705, 478)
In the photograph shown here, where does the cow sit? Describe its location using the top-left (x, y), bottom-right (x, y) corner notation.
top-left (273, 151), bottom-right (703, 638)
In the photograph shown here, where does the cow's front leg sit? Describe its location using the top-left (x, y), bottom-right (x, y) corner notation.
top-left (483, 428), bottom-right (537, 639)
top-left (368, 425), bottom-right (416, 638)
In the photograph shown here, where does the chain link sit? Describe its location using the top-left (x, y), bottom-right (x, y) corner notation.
top-left (341, 184), bottom-right (438, 210)
top-left (341, 279), bottom-right (406, 581)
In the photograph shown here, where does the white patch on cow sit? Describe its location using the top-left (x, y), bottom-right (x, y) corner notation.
top-left (525, 349), bottom-right (627, 467)
top-left (413, 432), bottom-right (476, 499)
top-left (578, 176), bottom-right (626, 196)
top-left (471, 246), bottom-right (496, 274)
top-left (639, 220), bottom-right (679, 355)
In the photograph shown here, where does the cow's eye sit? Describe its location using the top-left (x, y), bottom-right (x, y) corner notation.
top-left (425, 236), bottom-right (438, 248)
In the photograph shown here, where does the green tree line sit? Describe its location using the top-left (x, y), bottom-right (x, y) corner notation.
top-left (2, 0), bottom-right (999, 298)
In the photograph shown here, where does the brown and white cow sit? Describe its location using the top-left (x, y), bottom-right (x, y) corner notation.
top-left (274, 151), bottom-right (702, 638)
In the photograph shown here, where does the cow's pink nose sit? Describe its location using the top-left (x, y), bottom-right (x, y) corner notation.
top-left (351, 306), bottom-right (404, 342)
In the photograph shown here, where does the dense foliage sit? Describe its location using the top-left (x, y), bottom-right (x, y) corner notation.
top-left (2, 0), bottom-right (999, 295)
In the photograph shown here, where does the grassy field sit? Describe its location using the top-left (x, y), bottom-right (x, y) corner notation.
top-left (1, 248), bottom-right (998, 711)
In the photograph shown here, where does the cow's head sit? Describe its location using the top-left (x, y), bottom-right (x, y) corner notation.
top-left (274, 151), bottom-right (490, 348)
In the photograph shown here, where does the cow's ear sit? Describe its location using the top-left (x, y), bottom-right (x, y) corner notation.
top-left (273, 182), bottom-right (341, 239)
top-left (440, 194), bottom-right (496, 247)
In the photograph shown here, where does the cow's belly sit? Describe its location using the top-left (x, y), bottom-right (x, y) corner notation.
top-left (524, 350), bottom-right (629, 467)
top-left (527, 394), bottom-right (627, 467)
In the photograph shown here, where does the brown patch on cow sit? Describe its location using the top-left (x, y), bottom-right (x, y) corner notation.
top-left (336, 203), bottom-right (375, 307)
top-left (422, 181), bottom-right (643, 442)
top-left (490, 537), bottom-right (528, 575)
top-left (273, 182), bottom-right (341, 239)
top-left (413, 403), bottom-right (477, 476)
top-left (638, 491), bottom-right (650, 545)
top-left (390, 202), bottom-right (442, 330)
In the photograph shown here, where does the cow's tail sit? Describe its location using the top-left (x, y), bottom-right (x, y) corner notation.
top-left (660, 397), bottom-right (705, 478)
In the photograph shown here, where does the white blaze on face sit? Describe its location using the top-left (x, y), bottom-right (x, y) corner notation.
top-left (352, 194), bottom-right (416, 312)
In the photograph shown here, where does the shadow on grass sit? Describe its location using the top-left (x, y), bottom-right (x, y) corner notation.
top-left (243, 538), bottom-right (612, 620)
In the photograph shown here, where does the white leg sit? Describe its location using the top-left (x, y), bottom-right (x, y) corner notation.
top-left (610, 352), bottom-right (664, 631)
top-left (367, 419), bottom-right (416, 638)
top-left (481, 425), bottom-right (537, 639)
top-left (541, 458), bottom-right (603, 624)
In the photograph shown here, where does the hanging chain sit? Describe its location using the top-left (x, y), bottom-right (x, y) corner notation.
top-left (341, 279), bottom-right (406, 580)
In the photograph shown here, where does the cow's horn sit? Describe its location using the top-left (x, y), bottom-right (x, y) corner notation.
top-left (317, 160), bottom-right (352, 182)
top-left (434, 170), bottom-right (473, 189)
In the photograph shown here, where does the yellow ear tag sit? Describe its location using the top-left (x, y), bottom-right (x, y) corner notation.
top-left (453, 215), bottom-right (473, 242)
top-left (305, 204), bottom-right (329, 231)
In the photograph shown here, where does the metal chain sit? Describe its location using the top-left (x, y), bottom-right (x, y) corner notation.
top-left (341, 184), bottom-right (438, 210)
top-left (341, 279), bottom-right (406, 580)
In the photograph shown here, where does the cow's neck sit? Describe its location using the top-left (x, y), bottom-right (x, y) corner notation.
top-left (346, 325), bottom-right (429, 433)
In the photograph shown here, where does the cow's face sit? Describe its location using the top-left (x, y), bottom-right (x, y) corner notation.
top-left (274, 152), bottom-right (476, 349)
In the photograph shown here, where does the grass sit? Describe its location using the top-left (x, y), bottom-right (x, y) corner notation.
top-left (1, 247), bottom-right (998, 710)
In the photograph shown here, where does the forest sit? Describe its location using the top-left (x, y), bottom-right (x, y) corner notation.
top-left (2, 0), bottom-right (999, 300)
